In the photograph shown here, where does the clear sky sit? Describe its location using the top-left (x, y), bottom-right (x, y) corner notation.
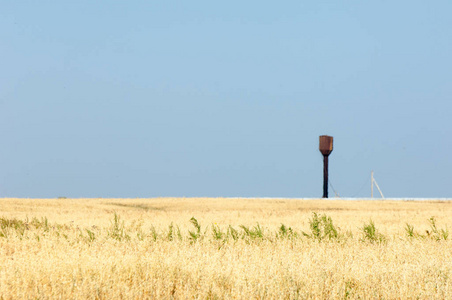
top-left (1, 1), bottom-right (451, 198)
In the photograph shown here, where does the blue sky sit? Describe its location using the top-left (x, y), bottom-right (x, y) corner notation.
top-left (1, 1), bottom-right (451, 198)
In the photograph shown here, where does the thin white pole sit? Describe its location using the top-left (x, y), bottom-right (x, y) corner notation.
top-left (371, 171), bottom-right (374, 198)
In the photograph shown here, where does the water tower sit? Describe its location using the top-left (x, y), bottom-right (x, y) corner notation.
top-left (319, 135), bottom-right (333, 198)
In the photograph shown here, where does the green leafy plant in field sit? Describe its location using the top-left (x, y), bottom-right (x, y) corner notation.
top-left (405, 223), bottom-right (415, 238)
top-left (188, 217), bottom-right (202, 242)
top-left (306, 213), bottom-right (321, 239)
top-left (212, 224), bottom-right (224, 240)
top-left (85, 229), bottom-right (96, 243)
top-left (136, 227), bottom-right (145, 241)
top-left (303, 212), bottom-right (339, 241)
top-left (108, 212), bottom-right (130, 241)
top-left (167, 223), bottom-right (175, 241)
top-left (150, 225), bottom-right (158, 242)
top-left (279, 224), bottom-right (288, 237)
top-left (0, 217), bottom-right (28, 238)
top-left (361, 220), bottom-right (386, 243)
top-left (427, 217), bottom-right (448, 241)
top-left (278, 224), bottom-right (296, 239)
top-left (253, 223), bottom-right (264, 238)
top-left (176, 225), bottom-right (183, 241)
top-left (240, 223), bottom-right (264, 240)
top-left (227, 225), bottom-right (239, 241)
top-left (31, 217), bottom-right (50, 232)
top-left (79, 228), bottom-right (96, 243)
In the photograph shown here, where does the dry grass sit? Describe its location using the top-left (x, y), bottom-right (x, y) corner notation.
top-left (1, 197), bottom-right (452, 299)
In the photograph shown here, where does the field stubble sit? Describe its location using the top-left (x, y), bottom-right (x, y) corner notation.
top-left (0, 197), bottom-right (452, 299)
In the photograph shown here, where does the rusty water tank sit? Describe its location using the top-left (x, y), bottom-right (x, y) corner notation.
top-left (319, 135), bottom-right (333, 156)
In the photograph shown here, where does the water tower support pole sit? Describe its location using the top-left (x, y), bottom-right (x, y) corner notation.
top-left (323, 155), bottom-right (329, 198)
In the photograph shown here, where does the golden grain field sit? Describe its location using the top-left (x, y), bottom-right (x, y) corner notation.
top-left (1, 197), bottom-right (452, 299)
